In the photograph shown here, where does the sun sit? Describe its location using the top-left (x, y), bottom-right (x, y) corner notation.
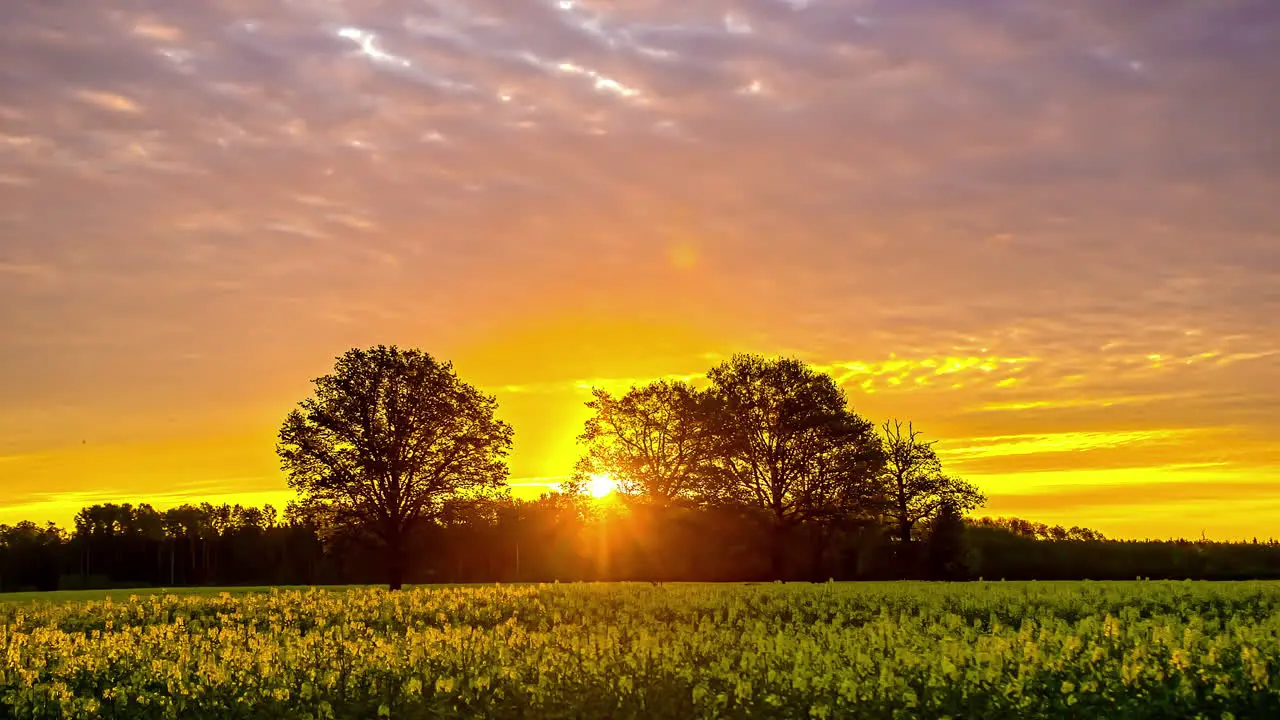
top-left (587, 473), bottom-right (617, 499)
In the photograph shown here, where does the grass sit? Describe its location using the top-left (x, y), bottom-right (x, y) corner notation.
top-left (0, 579), bottom-right (1236, 605)
top-left (0, 586), bottom-right (303, 604)
top-left (0, 582), bottom-right (546, 604)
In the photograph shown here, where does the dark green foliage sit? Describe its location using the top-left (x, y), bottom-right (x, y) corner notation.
top-left (924, 500), bottom-right (971, 580)
top-left (0, 522), bottom-right (63, 592)
top-left (8, 502), bottom-right (1280, 591)
top-left (969, 518), bottom-right (1280, 581)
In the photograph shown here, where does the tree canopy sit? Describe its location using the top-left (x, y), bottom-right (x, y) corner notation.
top-left (572, 380), bottom-right (713, 504)
top-left (878, 419), bottom-right (985, 545)
top-left (277, 345), bottom-right (513, 589)
top-left (702, 355), bottom-right (884, 515)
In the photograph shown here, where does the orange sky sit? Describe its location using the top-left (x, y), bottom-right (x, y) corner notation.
top-left (1, 0), bottom-right (1278, 539)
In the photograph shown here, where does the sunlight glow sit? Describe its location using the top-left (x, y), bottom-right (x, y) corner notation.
top-left (588, 473), bottom-right (617, 498)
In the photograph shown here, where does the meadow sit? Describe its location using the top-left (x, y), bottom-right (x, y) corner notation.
top-left (2, 581), bottom-right (1278, 719)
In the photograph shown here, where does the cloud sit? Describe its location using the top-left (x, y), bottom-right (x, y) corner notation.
top-left (74, 89), bottom-right (144, 114)
top-left (0, 262), bottom-right (60, 283)
top-left (943, 429), bottom-right (1207, 460)
top-left (485, 353), bottom-right (1035, 396)
top-left (0, 0), bottom-right (1278, 535)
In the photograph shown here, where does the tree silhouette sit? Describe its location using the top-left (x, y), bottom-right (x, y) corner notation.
top-left (0, 522), bottom-right (63, 591)
top-left (277, 346), bottom-right (513, 590)
top-left (703, 354), bottom-right (884, 579)
top-left (879, 419), bottom-right (985, 548)
top-left (572, 380), bottom-right (714, 504)
top-left (924, 499), bottom-right (970, 580)
top-left (12, 497), bottom-right (1280, 589)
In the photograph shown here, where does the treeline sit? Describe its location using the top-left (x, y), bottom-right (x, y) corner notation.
top-left (3, 499), bottom-right (1280, 593)
top-left (7, 345), bottom-right (1275, 593)
top-left (968, 518), bottom-right (1280, 581)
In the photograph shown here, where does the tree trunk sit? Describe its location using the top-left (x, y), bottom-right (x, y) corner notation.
top-left (769, 520), bottom-right (787, 581)
top-left (809, 524), bottom-right (830, 582)
top-left (386, 534), bottom-right (405, 591)
top-left (897, 518), bottom-right (917, 579)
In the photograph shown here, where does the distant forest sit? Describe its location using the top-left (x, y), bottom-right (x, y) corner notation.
top-left (5, 346), bottom-right (1278, 593)
top-left (4, 498), bottom-right (1280, 593)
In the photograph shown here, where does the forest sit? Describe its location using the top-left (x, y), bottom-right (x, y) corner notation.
top-left (3, 499), bottom-right (1280, 593)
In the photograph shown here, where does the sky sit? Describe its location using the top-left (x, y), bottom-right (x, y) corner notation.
top-left (1, 0), bottom-right (1278, 540)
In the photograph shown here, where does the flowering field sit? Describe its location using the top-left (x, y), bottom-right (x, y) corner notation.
top-left (2, 581), bottom-right (1278, 719)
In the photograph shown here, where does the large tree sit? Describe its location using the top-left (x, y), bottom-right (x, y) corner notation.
top-left (572, 380), bottom-right (714, 504)
top-left (277, 346), bottom-right (513, 590)
top-left (703, 354), bottom-right (884, 578)
top-left (879, 419), bottom-right (985, 547)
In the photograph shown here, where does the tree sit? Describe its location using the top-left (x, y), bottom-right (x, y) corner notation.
top-left (924, 500), bottom-right (970, 580)
top-left (572, 380), bottom-right (713, 504)
top-left (0, 522), bottom-right (63, 592)
top-left (879, 420), bottom-right (985, 551)
top-left (277, 345), bottom-right (514, 590)
top-left (163, 505), bottom-right (210, 584)
top-left (702, 354), bottom-right (884, 579)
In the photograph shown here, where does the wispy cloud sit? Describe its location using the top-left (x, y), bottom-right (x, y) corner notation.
top-left (0, 0), bottom-right (1277, 536)
top-left (943, 430), bottom-right (1208, 460)
top-left (74, 89), bottom-right (144, 114)
top-left (489, 354), bottom-right (1037, 395)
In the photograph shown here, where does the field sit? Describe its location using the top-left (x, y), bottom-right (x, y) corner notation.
top-left (2, 582), bottom-right (1279, 719)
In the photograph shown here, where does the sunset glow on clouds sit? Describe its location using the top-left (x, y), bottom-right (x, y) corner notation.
top-left (1, 0), bottom-right (1278, 539)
